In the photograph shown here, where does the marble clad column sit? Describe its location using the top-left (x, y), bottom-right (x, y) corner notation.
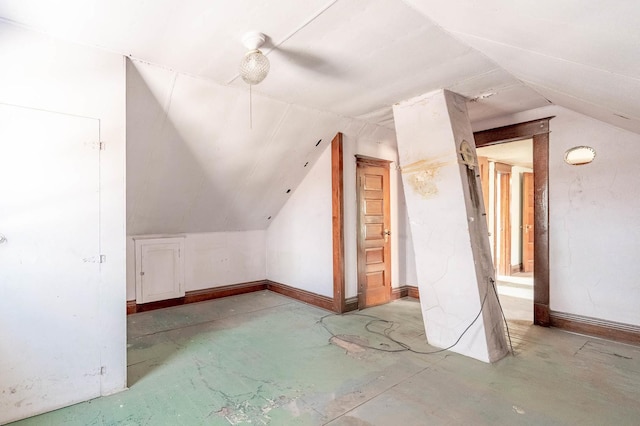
top-left (393, 89), bottom-right (507, 363)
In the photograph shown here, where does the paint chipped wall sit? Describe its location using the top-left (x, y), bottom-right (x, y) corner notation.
top-left (473, 105), bottom-right (640, 326)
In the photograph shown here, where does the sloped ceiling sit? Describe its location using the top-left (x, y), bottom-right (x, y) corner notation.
top-left (1, 0), bottom-right (638, 233)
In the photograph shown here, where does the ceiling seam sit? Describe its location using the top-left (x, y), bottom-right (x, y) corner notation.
top-left (449, 30), bottom-right (640, 84)
top-left (396, 1), bottom-right (549, 110)
top-left (521, 79), bottom-right (640, 123)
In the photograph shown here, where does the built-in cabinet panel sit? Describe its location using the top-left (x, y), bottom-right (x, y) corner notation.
top-left (135, 237), bottom-right (185, 303)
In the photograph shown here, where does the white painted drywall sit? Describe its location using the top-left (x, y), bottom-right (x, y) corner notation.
top-left (126, 58), bottom-right (355, 235)
top-left (473, 105), bottom-right (640, 326)
top-left (126, 231), bottom-right (266, 300)
top-left (266, 144), bottom-right (333, 297)
top-left (0, 22), bottom-right (126, 423)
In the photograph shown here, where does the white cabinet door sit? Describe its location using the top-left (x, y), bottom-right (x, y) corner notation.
top-left (0, 105), bottom-right (101, 424)
top-left (135, 238), bottom-right (185, 303)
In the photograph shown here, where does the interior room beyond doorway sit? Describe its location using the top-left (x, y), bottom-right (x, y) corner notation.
top-left (477, 139), bottom-right (534, 322)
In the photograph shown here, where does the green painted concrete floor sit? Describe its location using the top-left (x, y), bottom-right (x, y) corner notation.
top-left (10, 291), bottom-right (640, 425)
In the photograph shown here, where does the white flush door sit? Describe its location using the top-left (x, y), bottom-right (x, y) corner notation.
top-left (135, 238), bottom-right (185, 304)
top-left (0, 105), bottom-right (101, 424)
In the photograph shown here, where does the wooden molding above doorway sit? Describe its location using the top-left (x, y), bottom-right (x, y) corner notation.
top-left (473, 117), bottom-right (553, 327)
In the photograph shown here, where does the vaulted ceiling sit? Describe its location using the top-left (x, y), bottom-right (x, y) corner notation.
top-left (1, 0), bottom-right (637, 232)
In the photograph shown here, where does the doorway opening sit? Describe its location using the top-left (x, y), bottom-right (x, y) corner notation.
top-left (477, 139), bottom-right (533, 324)
top-left (474, 117), bottom-right (552, 327)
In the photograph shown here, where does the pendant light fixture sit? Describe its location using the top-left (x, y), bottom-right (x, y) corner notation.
top-left (239, 32), bottom-right (270, 85)
top-left (238, 32), bottom-right (270, 128)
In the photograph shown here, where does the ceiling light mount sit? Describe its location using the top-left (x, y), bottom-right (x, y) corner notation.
top-left (242, 31), bottom-right (266, 51)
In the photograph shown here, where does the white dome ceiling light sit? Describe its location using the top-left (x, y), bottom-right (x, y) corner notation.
top-left (239, 32), bottom-right (270, 85)
top-left (239, 32), bottom-right (270, 128)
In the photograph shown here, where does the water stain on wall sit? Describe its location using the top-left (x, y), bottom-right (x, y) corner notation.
top-left (401, 159), bottom-right (451, 199)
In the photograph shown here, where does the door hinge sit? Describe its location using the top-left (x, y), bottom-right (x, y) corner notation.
top-left (83, 255), bottom-right (107, 263)
top-left (86, 141), bottom-right (105, 150)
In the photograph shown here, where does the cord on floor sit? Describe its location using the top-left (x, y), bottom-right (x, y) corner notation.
top-left (318, 276), bottom-right (515, 356)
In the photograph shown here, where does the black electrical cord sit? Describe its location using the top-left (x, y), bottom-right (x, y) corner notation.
top-left (318, 277), bottom-right (493, 355)
top-left (489, 277), bottom-right (515, 356)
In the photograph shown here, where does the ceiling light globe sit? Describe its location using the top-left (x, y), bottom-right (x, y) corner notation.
top-left (239, 49), bottom-right (270, 85)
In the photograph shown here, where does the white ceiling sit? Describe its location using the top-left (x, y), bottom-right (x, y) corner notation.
top-left (477, 139), bottom-right (533, 169)
top-left (2, 0), bottom-right (638, 233)
top-left (1, 0), bottom-right (637, 131)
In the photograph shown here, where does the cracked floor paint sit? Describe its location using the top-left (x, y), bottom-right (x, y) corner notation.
top-left (9, 291), bottom-right (640, 425)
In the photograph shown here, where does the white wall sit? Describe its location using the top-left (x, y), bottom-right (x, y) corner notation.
top-left (127, 231), bottom-right (266, 300)
top-left (474, 105), bottom-right (640, 326)
top-left (0, 23), bottom-right (126, 423)
top-left (266, 144), bottom-right (333, 296)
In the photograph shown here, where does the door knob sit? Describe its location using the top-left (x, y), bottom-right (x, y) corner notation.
top-left (384, 229), bottom-right (391, 243)
top-left (0, 234), bottom-right (6, 245)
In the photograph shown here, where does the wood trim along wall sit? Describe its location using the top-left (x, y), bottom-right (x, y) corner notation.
top-left (127, 280), bottom-right (339, 315)
top-left (474, 117), bottom-right (553, 327)
top-left (345, 297), bottom-right (359, 312)
top-left (391, 287), bottom-right (408, 300)
top-left (510, 264), bottom-right (523, 275)
top-left (127, 282), bottom-right (421, 315)
top-left (550, 311), bottom-right (640, 345)
top-left (128, 280), bottom-right (268, 314)
top-left (266, 280), bottom-right (334, 311)
top-left (332, 133), bottom-right (346, 313)
top-left (391, 285), bottom-right (420, 300)
top-left (407, 286), bottom-right (420, 299)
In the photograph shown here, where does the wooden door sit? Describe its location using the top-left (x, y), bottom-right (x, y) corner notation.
top-left (522, 172), bottom-right (535, 272)
top-left (135, 237), bottom-right (185, 303)
top-left (495, 163), bottom-right (512, 276)
top-left (357, 157), bottom-right (391, 308)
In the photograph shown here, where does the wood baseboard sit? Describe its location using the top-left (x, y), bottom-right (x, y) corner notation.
top-left (407, 285), bottom-right (420, 299)
top-left (185, 281), bottom-right (267, 304)
top-left (391, 287), bottom-right (408, 300)
top-left (550, 311), bottom-right (640, 345)
top-left (127, 281), bottom-right (420, 316)
top-left (345, 297), bottom-right (359, 313)
top-left (510, 264), bottom-right (523, 275)
top-left (126, 300), bottom-right (137, 315)
top-left (128, 280), bottom-right (268, 314)
top-left (266, 280), bottom-right (334, 311)
top-left (391, 285), bottom-right (419, 301)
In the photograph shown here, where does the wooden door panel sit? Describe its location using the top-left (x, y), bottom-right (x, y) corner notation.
top-left (357, 158), bottom-right (391, 308)
top-left (365, 247), bottom-right (384, 264)
top-left (364, 174), bottom-right (383, 190)
top-left (365, 199), bottom-right (383, 215)
top-left (365, 223), bottom-right (384, 240)
top-left (522, 172), bottom-right (535, 272)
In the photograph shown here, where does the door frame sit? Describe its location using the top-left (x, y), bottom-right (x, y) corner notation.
top-left (474, 117), bottom-right (553, 326)
top-left (331, 133), bottom-right (346, 313)
top-left (355, 155), bottom-right (392, 309)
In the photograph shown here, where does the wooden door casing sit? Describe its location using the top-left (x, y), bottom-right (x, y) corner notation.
top-left (356, 157), bottom-right (391, 308)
